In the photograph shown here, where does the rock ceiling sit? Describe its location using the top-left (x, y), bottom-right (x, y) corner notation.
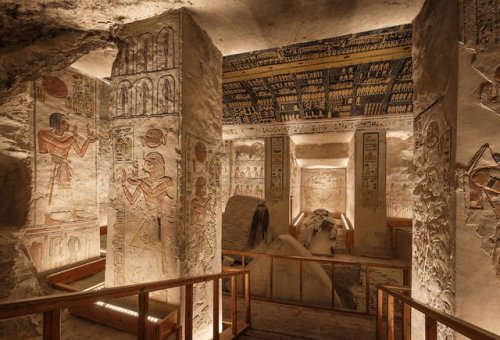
top-left (1, 0), bottom-right (424, 55)
top-left (0, 0), bottom-right (424, 102)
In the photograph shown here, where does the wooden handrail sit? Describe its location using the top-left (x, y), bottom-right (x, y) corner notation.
top-left (222, 249), bottom-right (410, 270)
top-left (377, 285), bottom-right (500, 340)
top-left (223, 249), bottom-right (409, 315)
top-left (0, 269), bottom-right (251, 340)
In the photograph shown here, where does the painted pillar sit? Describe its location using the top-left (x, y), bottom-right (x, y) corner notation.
top-left (106, 9), bottom-right (222, 339)
top-left (353, 130), bottom-right (388, 256)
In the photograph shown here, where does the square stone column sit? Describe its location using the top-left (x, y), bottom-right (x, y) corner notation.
top-left (105, 9), bottom-right (222, 339)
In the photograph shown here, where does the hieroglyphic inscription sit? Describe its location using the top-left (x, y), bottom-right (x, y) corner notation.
top-left (230, 139), bottom-right (265, 199)
top-left (362, 132), bottom-right (379, 209)
top-left (461, 0), bottom-right (500, 45)
top-left (270, 137), bottom-right (284, 200)
top-left (222, 114), bottom-right (413, 139)
top-left (113, 127), bottom-right (134, 162)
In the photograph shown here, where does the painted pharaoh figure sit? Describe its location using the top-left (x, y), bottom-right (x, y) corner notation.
top-left (38, 112), bottom-right (97, 225)
top-left (121, 152), bottom-right (174, 253)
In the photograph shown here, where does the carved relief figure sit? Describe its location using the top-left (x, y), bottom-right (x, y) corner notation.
top-left (116, 80), bottom-right (132, 117)
top-left (157, 76), bottom-right (175, 114)
top-left (157, 27), bottom-right (174, 69)
top-left (38, 112), bottom-right (97, 224)
top-left (135, 78), bottom-right (153, 116)
top-left (121, 152), bottom-right (174, 252)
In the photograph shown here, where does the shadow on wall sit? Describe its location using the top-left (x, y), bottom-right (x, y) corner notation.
top-left (0, 153), bottom-right (31, 226)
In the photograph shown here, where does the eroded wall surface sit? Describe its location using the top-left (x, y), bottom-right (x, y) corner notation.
top-left (411, 0), bottom-right (458, 338)
top-left (301, 168), bottom-right (346, 213)
top-left (455, 0), bottom-right (500, 335)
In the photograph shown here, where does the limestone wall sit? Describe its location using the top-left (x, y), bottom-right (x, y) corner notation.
top-left (301, 168), bottom-right (346, 213)
top-left (411, 0), bottom-right (458, 338)
top-left (23, 68), bottom-right (109, 274)
top-left (454, 0), bottom-right (500, 335)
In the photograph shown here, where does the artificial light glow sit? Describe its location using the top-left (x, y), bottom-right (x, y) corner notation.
top-left (94, 301), bottom-right (161, 323)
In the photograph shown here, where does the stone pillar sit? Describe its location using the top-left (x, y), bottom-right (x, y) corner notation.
top-left (353, 130), bottom-right (387, 256)
top-left (106, 9), bottom-right (222, 339)
top-left (411, 0), bottom-right (458, 339)
top-left (266, 136), bottom-right (291, 236)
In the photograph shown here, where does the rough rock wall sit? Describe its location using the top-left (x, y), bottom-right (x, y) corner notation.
top-left (105, 11), bottom-right (182, 300)
top-left (289, 139), bottom-right (301, 220)
top-left (411, 0), bottom-right (458, 338)
top-left (0, 2), bottom-right (111, 105)
top-left (454, 0), bottom-right (500, 334)
top-left (386, 133), bottom-right (414, 218)
top-left (0, 82), bottom-right (33, 227)
top-left (180, 10), bottom-right (223, 339)
top-left (301, 168), bottom-right (346, 213)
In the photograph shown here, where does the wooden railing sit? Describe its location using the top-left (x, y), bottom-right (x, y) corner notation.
top-left (387, 218), bottom-right (412, 258)
top-left (0, 269), bottom-right (250, 340)
top-left (341, 213), bottom-right (355, 254)
top-left (223, 249), bottom-right (410, 315)
top-left (376, 285), bottom-right (500, 340)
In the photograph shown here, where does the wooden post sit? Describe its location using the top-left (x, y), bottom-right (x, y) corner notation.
top-left (392, 226), bottom-right (397, 257)
top-left (376, 289), bottom-right (383, 340)
top-left (185, 284), bottom-right (193, 340)
top-left (403, 267), bottom-right (411, 286)
top-left (387, 294), bottom-right (395, 340)
top-left (244, 272), bottom-right (251, 324)
top-left (402, 303), bottom-right (411, 340)
top-left (43, 310), bottom-right (60, 340)
top-left (299, 260), bottom-right (303, 306)
top-left (138, 292), bottom-right (149, 340)
top-left (269, 256), bottom-right (274, 301)
top-left (231, 276), bottom-right (237, 335)
top-left (331, 262), bottom-right (335, 309)
top-left (425, 315), bottom-right (438, 340)
top-left (213, 279), bottom-right (220, 340)
top-left (241, 254), bottom-right (246, 296)
top-left (365, 265), bottom-right (370, 313)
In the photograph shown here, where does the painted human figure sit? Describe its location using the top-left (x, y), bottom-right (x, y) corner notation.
top-left (162, 78), bottom-right (171, 113)
top-left (38, 112), bottom-right (97, 224)
top-left (121, 152), bottom-right (173, 250)
top-left (163, 32), bottom-right (169, 67)
top-left (234, 167), bottom-right (242, 178)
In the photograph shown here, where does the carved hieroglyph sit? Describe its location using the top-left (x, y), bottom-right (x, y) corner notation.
top-left (413, 103), bottom-right (454, 314)
top-left (26, 69), bottom-right (101, 273)
top-left (362, 132), bottom-right (379, 209)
